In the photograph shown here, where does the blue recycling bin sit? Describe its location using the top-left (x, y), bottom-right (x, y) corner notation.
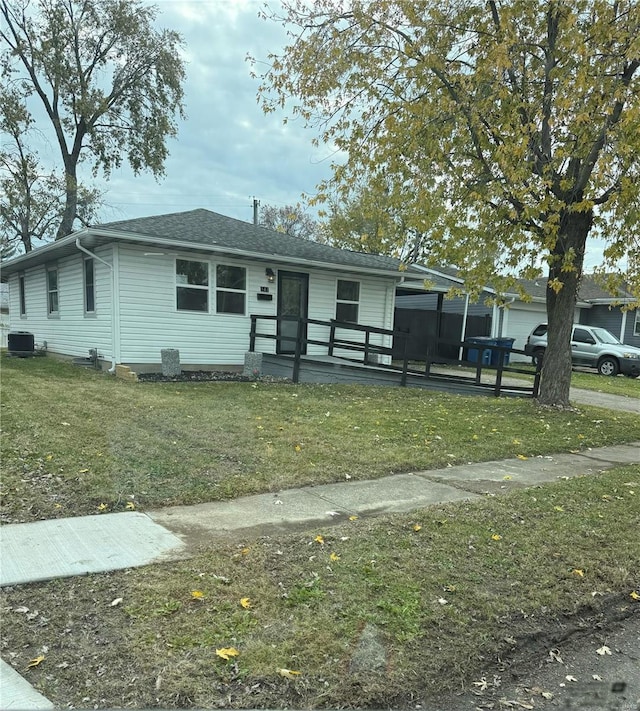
top-left (466, 337), bottom-right (495, 365)
top-left (493, 338), bottom-right (515, 365)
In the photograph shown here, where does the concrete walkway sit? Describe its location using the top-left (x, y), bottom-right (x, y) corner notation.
top-left (1, 440), bottom-right (639, 709)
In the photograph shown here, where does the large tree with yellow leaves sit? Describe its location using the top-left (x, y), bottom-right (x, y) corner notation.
top-left (257, 0), bottom-right (640, 407)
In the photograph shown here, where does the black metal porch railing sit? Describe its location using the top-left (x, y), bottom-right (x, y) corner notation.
top-left (249, 314), bottom-right (542, 398)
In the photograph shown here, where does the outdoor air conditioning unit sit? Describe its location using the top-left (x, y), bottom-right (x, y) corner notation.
top-left (8, 331), bottom-right (35, 357)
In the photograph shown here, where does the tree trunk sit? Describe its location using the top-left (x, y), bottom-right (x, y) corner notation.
top-left (537, 210), bottom-right (592, 408)
top-left (56, 167), bottom-right (78, 239)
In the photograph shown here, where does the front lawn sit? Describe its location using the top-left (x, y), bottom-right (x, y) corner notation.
top-left (1, 355), bottom-right (639, 523)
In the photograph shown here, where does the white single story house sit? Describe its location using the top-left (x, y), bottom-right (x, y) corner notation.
top-left (1, 209), bottom-right (416, 371)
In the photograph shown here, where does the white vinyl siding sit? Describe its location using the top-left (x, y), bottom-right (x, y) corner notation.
top-left (118, 245), bottom-right (253, 365)
top-left (116, 244), bottom-right (397, 367)
top-left (306, 271), bottom-right (394, 361)
top-left (8, 241), bottom-right (399, 368)
top-left (7, 248), bottom-right (113, 359)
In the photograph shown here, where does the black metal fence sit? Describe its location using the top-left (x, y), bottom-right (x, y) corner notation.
top-left (249, 314), bottom-right (541, 398)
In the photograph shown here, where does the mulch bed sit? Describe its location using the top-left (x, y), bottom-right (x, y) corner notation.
top-left (136, 370), bottom-right (290, 383)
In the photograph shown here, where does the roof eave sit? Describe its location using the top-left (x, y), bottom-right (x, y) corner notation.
top-left (0, 232), bottom-right (82, 278)
top-left (1, 227), bottom-right (407, 280)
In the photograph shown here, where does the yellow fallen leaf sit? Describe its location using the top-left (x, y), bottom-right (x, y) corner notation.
top-left (329, 552), bottom-right (340, 561)
top-left (503, 475), bottom-right (512, 480)
top-left (240, 597), bottom-right (251, 609)
top-left (277, 667), bottom-right (301, 679)
top-left (191, 590), bottom-right (205, 599)
top-left (314, 535), bottom-right (324, 544)
top-left (630, 591), bottom-right (640, 601)
top-left (97, 503), bottom-right (107, 511)
top-left (512, 439), bottom-right (521, 445)
top-left (413, 524), bottom-right (422, 532)
top-left (125, 501), bottom-right (136, 510)
top-left (27, 655), bottom-right (45, 668)
top-left (517, 454), bottom-right (528, 460)
top-left (553, 506), bottom-right (564, 512)
top-left (46, 454), bottom-right (54, 461)
top-left (491, 534), bottom-right (502, 541)
top-left (294, 444), bottom-right (302, 452)
top-left (572, 569), bottom-right (585, 577)
top-left (240, 547), bottom-right (250, 555)
top-left (349, 515), bottom-right (358, 521)
top-left (79, 468), bottom-right (89, 474)
top-left (216, 647), bottom-right (239, 660)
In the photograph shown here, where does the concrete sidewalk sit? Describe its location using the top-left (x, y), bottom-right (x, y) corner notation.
top-left (1, 441), bottom-right (639, 710)
top-left (2, 443), bottom-right (638, 588)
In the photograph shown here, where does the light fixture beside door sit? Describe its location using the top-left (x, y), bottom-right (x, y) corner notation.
top-left (265, 268), bottom-right (275, 283)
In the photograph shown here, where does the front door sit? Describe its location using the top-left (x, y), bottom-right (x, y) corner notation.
top-left (277, 271), bottom-right (309, 354)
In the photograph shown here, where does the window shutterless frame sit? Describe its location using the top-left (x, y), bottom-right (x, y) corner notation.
top-left (336, 279), bottom-right (360, 323)
top-left (83, 257), bottom-right (95, 313)
top-left (176, 258), bottom-right (209, 312)
top-left (215, 264), bottom-right (246, 315)
top-left (19, 273), bottom-right (26, 316)
top-left (46, 266), bottom-right (59, 315)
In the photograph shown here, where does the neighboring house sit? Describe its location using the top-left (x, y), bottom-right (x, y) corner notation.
top-left (0, 209), bottom-right (415, 370)
top-left (575, 276), bottom-right (639, 348)
top-left (395, 270), bottom-right (637, 362)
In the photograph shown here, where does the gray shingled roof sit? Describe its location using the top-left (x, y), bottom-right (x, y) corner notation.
top-left (98, 208), bottom-right (415, 275)
top-left (517, 274), bottom-right (634, 302)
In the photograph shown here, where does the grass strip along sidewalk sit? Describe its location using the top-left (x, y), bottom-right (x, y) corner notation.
top-left (1, 355), bottom-right (639, 708)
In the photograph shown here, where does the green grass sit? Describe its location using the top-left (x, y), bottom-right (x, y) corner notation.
top-left (2, 354), bottom-right (639, 523)
top-left (568, 368), bottom-right (640, 397)
top-left (2, 464), bottom-right (638, 709)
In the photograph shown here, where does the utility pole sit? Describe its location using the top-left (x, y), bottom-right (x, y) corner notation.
top-left (252, 197), bottom-right (260, 226)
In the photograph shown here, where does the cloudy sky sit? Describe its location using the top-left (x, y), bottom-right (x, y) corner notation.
top-left (19, 0), bottom-right (611, 270)
top-left (88, 0), bottom-right (334, 226)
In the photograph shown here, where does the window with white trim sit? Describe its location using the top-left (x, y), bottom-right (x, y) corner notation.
top-left (84, 258), bottom-right (95, 313)
top-left (216, 264), bottom-right (246, 314)
top-left (19, 274), bottom-right (26, 316)
top-left (46, 267), bottom-right (59, 315)
top-left (634, 310), bottom-right (640, 336)
top-left (336, 279), bottom-right (360, 323)
top-left (176, 259), bottom-right (209, 312)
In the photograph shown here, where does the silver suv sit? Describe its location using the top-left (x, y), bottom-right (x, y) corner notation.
top-left (524, 323), bottom-right (640, 377)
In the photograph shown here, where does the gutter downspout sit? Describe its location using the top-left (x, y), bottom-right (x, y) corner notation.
top-left (75, 237), bottom-right (118, 373)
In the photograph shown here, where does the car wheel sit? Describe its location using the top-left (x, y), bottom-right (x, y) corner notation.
top-left (597, 357), bottom-right (619, 376)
